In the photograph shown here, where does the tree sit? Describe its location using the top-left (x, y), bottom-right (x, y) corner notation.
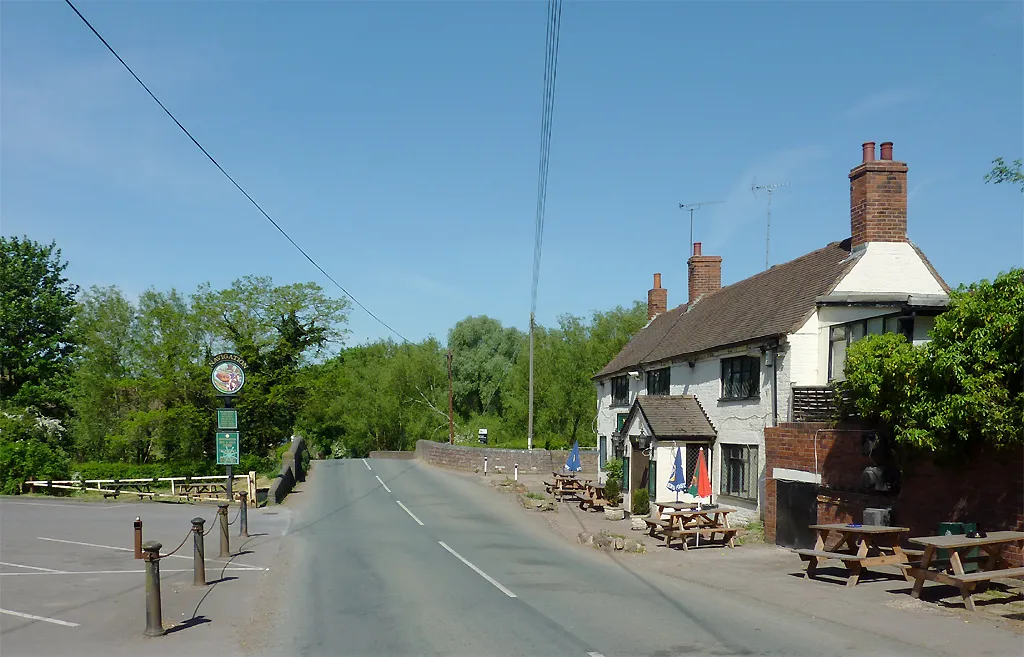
top-left (984, 157), bottom-right (1023, 192)
top-left (0, 237), bottom-right (79, 415)
top-left (447, 316), bottom-right (524, 417)
top-left (841, 269), bottom-right (1024, 452)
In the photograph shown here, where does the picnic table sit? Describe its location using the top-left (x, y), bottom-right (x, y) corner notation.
top-left (652, 506), bottom-right (738, 550)
top-left (100, 479), bottom-right (156, 499)
top-left (794, 524), bottom-right (911, 587)
top-left (908, 530), bottom-right (1024, 611)
top-left (544, 474), bottom-right (589, 501)
top-left (577, 482), bottom-right (607, 511)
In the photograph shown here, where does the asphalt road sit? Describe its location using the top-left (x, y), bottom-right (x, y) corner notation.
top-left (270, 459), bottom-right (1013, 657)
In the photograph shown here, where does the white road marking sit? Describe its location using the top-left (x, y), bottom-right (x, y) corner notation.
top-left (0, 608), bottom-right (79, 627)
top-left (437, 541), bottom-right (516, 598)
top-left (588, 652), bottom-right (606, 657)
top-left (35, 537), bottom-right (263, 570)
top-left (395, 501), bottom-right (424, 526)
top-left (1, 501), bottom-right (119, 510)
top-left (362, 459), bottom-right (372, 470)
top-left (0, 567), bottom-right (264, 576)
top-left (0, 561), bottom-right (68, 573)
top-left (375, 475), bottom-right (392, 493)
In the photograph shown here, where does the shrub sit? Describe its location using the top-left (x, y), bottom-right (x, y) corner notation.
top-left (0, 408), bottom-right (72, 494)
top-left (631, 488), bottom-right (650, 516)
top-left (603, 477), bottom-right (620, 504)
top-left (604, 457), bottom-right (623, 482)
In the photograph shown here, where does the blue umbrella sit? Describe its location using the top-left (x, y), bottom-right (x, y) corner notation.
top-left (564, 440), bottom-right (582, 473)
top-left (666, 446), bottom-right (687, 502)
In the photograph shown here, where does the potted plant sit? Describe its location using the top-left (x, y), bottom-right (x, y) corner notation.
top-left (630, 488), bottom-right (650, 529)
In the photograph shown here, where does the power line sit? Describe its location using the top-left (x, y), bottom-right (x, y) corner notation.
top-left (62, 0), bottom-right (410, 344)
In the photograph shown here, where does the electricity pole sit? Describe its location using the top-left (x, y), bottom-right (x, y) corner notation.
top-left (678, 200), bottom-right (725, 254)
top-left (751, 181), bottom-right (789, 270)
top-left (527, 313), bottom-right (535, 451)
top-left (447, 350), bottom-right (454, 444)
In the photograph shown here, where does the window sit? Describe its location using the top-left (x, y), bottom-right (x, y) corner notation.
top-left (646, 367), bottom-right (670, 395)
top-left (721, 356), bottom-right (760, 400)
top-left (647, 460), bottom-right (657, 498)
top-left (611, 375), bottom-right (629, 407)
top-left (599, 436), bottom-right (607, 468)
top-left (829, 315), bottom-right (916, 381)
top-left (622, 455), bottom-right (630, 489)
top-left (721, 444), bottom-right (758, 501)
top-left (615, 413), bottom-right (629, 435)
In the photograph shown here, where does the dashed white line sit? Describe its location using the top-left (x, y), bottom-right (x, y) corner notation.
top-left (587, 652), bottom-right (606, 657)
top-left (0, 561), bottom-right (68, 573)
top-left (362, 459), bottom-right (372, 470)
top-left (375, 475), bottom-right (392, 493)
top-left (395, 500), bottom-right (424, 526)
top-left (438, 541), bottom-right (516, 598)
top-left (35, 537), bottom-right (263, 569)
top-left (0, 608), bottom-right (79, 627)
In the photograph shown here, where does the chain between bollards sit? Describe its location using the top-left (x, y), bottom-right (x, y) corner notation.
top-left (142, 541), bottom-right (165, 637)
top-left (217, 502), bottom-right (230, 558)
top-left (191, 517), bottom-right (207, 587)
top-left (133, 517), bottom-right (143, 559)
top-left (239, 491), bottom-right (249, 537)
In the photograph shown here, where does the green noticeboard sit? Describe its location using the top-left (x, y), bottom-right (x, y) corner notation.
top-left (217, 409), bottom-right (238, 430)
top-left (216, 432), bottom-right (240, 466)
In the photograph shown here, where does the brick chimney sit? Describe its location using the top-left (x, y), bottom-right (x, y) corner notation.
top-left (647, 273), bottom-right (667, 320)
top-left (687, 242), bottom-right (722, 303)
top-left (849, 141), bottom-right (908, 249)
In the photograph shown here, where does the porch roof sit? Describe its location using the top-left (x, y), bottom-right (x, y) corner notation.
top-left (623, 394), bottom-right (717, 440)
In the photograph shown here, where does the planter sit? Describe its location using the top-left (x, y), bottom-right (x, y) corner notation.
top-left (630, 516), bottom-right (647, 531)
top-left (604, 507), bottom-right (625, 521)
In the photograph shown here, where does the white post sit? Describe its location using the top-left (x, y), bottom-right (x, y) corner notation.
top-left (484, 456), bottom-right (488, 476)
top-left (514, 463), bottom-right (518, 482)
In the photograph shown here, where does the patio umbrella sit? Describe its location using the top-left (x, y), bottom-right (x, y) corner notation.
top-left (694, 447), bottom-right (712, 547)
top-left (564, 440), bottom-right (582, 473)
top-left (666, 446), bottom-right (687, 502)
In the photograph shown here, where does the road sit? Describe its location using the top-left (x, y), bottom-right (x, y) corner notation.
top-left (269, 459), bottom-right (1019, 657)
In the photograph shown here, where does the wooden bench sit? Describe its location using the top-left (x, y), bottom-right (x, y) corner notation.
top-left (578, 495), bottom-right (607, 511)
top-left (645, 519), bottom-right (670, 537)
top-left (949, 566), bottom-right (1024, 584)
top-left (666, 527), bottom-right (739, 550)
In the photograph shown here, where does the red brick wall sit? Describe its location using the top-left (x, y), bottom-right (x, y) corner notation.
top-left (415, 440), bottom-right (597, 475)
top-left (765, 423), bottom-right (1024, 566)
top-left (687, 244), bottom-right (722, 303)
top-left (849, 158), bottom-right (908, 249)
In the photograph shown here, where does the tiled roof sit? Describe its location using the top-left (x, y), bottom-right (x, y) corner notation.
top-left (596, 240), bottom-right (858, 378)
top-left (626, 395), bottom-right (717, 439)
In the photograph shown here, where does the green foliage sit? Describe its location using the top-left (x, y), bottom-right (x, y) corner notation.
top-left (985, 157), bottom-right (1024, 192)
top-left (631, 488), bottom-right (650, 516)
top-left (0, 236), bottom-right (79, 417)
top-left (603, 476), bottom-right (620, 504)
top-left (69, 454), bottom-right (279, 480)
top-left (604, 457), bottom-right (624, 484)
top-left (0, 408), bottom-right (71, 494)
top-left (840, 269), bottom-right (1024, 452)
top-left (448, 316), bottom-right (524, 417)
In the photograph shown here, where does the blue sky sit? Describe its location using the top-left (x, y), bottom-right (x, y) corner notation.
top-left (2, 1), bottom-right (1021, 346)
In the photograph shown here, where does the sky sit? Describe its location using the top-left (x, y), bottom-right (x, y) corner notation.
top-left (2, 0), bottom-right (1022, 346)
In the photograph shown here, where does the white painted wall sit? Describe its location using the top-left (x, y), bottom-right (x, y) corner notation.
top-left (913, 315), bottom-right (935, 346)
top-left (788, 314), bottom-right (819, 386)
top-left (833, 242), bottom-right (946, 295)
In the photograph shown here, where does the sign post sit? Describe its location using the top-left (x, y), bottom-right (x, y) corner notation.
top-left (210, 354), bottom-right (246, 502)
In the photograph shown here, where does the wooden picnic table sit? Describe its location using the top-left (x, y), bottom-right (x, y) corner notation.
top-left (101, 480), bottom-right (156, 499)
top-left (908, 530), bottom-right (1024, 611)
top-left (545, 475), bottom-right (589, 501)
top-left (578, 482), bottom-right (607, 511)
top-left (658, 506), bottom-right (739, 550)
top-left (794, 524), bottom-right (911, 587)
top-left (654, 500), bottom-right (699, 517)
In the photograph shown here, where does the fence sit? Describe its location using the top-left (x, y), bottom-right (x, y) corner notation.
top-left (23, 473), bottom-right (257, 503)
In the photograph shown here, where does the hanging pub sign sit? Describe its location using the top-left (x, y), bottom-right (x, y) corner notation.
top-left (210, 353), bottom-right (247, 396)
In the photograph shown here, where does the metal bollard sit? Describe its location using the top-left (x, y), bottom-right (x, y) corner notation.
top-left (134, 517), bottom-right (143, 560)
top-left (514, 463), bottom-right (518, 482)
top-left (484, 456), bottom-right (488, 476)
top-left (142, 541), bottom-right (165, 637)
top-left (191, 517), bottom-right (206, 587)
top-left (217, 502), bottom-right (230, 558)
top-left (238, 491), bottom-right (249, 538)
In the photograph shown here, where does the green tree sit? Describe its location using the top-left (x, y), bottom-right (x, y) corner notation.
top-left (841, 269), bottom-right (1024, 452)
top-left (447, 316), bottom-right (524, 417)
top-left (985, 157), bottom-right (1024, 192)
top-left (0, 236), bottom-right (79, 415)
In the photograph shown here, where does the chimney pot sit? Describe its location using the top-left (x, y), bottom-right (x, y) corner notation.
top-left (693, 242), bottom-right (702, 256)
top-left (880, 142), bottom-right (893, 160)
top-left (653, 273), bottom-right (662, 288)
top-left (862, 142), bottom-right (876, 163)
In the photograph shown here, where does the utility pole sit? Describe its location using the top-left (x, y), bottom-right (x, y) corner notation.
top-left (447, 350), bottom-right (454, 444)
top-left (678, 201), bottom-right (725, 254)
top-left (751, 180), bottom-right (789, 270)
top-left (527, 313), bottom-right (535, 451)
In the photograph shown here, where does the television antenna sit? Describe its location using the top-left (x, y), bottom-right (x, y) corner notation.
top-left (751, 179), bottom-right (789, 270)
top-left (678, 200), bottom-right (725, 256)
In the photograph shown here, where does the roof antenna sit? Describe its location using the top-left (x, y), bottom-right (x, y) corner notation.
top-left (751, 180), bottom-right (789, 270)
top-left (678, 200), bottom-right (725, 256)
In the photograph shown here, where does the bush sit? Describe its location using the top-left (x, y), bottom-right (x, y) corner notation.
top-left (604, 457), bottom-right (623, 483)
top-left (631, 488), bottom-right (650, 516)
top-left (0, 408), bottom-right (72, 494)
top-left (603, 477), bottom-right (620, 504)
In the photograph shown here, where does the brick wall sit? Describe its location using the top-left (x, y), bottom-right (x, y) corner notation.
top-left (765, 423), bottom-right (1024, 566)
top-left (849, 143), bottom-right (908, 249)
top-left (369, 451), bottom-right (416, 460)
top-left (687, 243), bottom-right (722, 303)
top-left (415, 440), bottom-right (597, 475)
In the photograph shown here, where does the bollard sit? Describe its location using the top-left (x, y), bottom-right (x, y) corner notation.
top-left (217, 502), bottom-right (230, 558)
top-left (134, 517), bottom-right (143, 560)
top-left (484, 456), bottom-right (488, 476)
top-left (191, 517), bottom-right (206, 587)
top-left (142, 541), bottom-right (165, 637)
top-left (238, 491), bottom-right (249, 538)
top-left (514, 463), bottom-right (518, 481)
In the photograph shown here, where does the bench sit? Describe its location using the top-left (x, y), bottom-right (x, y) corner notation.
top-left (578, 495), bottom-right (607, 511)
top-left (645, 519), bottom-right (670, 537)
top-left (667, 527), bottom-right (739, 550)
top-left (949, 566), bottom-right (1024, 584)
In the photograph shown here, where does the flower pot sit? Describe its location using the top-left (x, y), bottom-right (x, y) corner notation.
top-left (630, 516), bottom-right (647, 531)
top-left (604, 507), bottom-right (625, 521)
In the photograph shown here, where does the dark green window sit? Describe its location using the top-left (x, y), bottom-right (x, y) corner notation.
top-left (647, 460), bottom-right (657, 498)
top-left (622, 455), bottom-right (630, 490)
top-left (721, 356), bottom-right (760, 400)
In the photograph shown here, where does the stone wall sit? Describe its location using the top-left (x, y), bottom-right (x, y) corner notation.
top-left (415, 440), bottom-right (597, 475)
top-left (369, 451), bottom-right (416, 460)
top-left (764, 423), bottom-right (1024, 566)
